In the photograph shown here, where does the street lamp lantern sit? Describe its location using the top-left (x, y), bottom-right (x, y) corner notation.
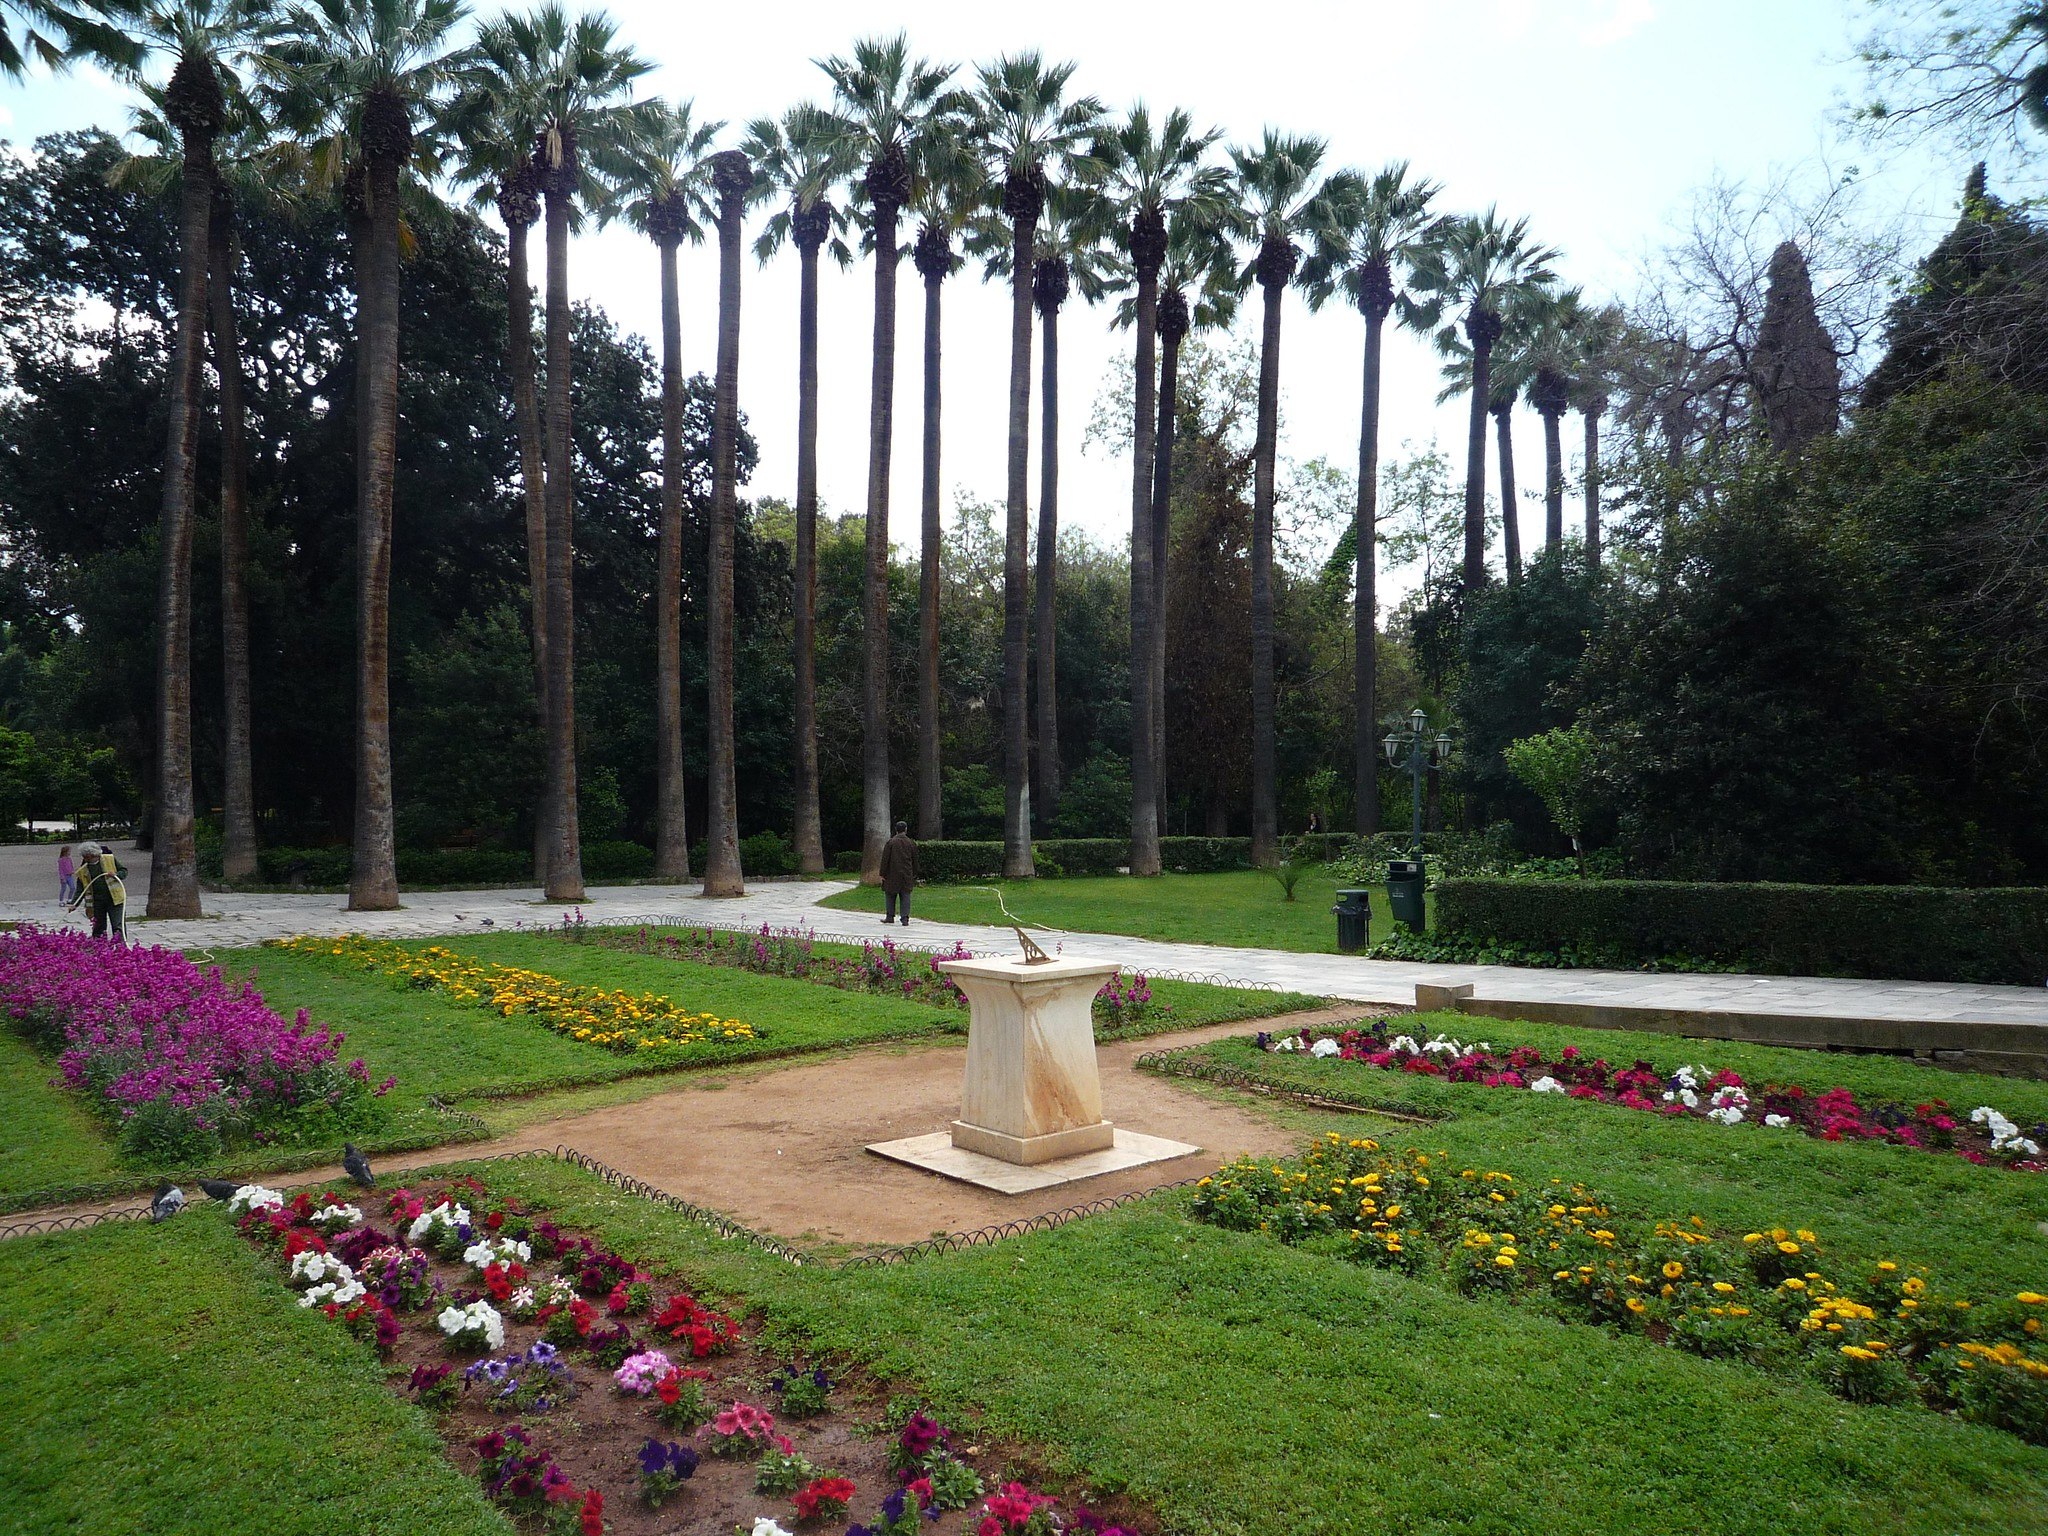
top-left (1381, 709), bottom-right (1452, 855)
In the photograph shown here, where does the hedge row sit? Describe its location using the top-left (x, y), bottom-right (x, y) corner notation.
top-left (826, 835), bottom-right (1317, 881)
top-left (1434, 877), bottom-right (2048, 985)
top-left (205, 840), bottom-right (659, 887)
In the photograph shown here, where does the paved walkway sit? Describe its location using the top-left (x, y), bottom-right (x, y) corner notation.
top-left (10, 875), bottom-right (2047, 1030)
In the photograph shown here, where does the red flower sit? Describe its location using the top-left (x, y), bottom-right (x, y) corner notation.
top-left (579, 1487), bottom-right (605, 1536)
top-left (486, 1209), bottom-right (505, 1231)
top-left (793, 1477), bottom-right (856, 1520)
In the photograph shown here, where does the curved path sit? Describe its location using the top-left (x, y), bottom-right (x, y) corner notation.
top-left (11, 866), bottom-right (2046, 1031)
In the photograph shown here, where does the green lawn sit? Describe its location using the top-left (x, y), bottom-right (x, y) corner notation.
top-left (820, 866), bottom-right (1400, 952)
top-left (0, 1028), bottom-right (122, 1197)
top-left (1177, 1013), bottom-right (2048, 1298)
top-left (0, 1216), bottom-right (509, 1536)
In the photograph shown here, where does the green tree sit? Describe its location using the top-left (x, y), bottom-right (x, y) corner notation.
top-left (1229, 128), bottom-right (1328, 866)
top-left (748, 103), bottom-right (851, 871)
top-left (1300, 162), bottom-right (1441, 836)
top-left (267, 0), bottom-right (469, 910)
top-left (818, 33), bottom-right (956, 883)
top-left (967, 51), bottom-right (1103, 878)
top-left (613, 97), bottom-right (718, 882)
top-left (1409, 209), bottom-right (1558, 596)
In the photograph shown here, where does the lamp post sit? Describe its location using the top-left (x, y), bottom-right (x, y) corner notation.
top-left (1382, 707), bottom-right (1453, 855)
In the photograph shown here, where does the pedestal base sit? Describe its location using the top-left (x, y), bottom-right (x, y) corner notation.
top-left (950, 1117), bottom-right (1115, 1165)
top-left (867, 1128), bottom-right (1202, 1196)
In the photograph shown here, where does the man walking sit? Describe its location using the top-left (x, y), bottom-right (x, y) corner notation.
top-left (879, 820), bottom-right (917, 927)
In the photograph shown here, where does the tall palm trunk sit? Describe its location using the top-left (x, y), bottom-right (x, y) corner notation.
top-left (913, 223), bottom-right (947, 841)
top-left (145, 75), bottom-right (216, 921)
top-left (792, 224), bottom-right (826, 870)
top-left (1000, 194), bottom-right (1038, 880)
top-left (1126, 236), bottom-right (1162, 878)
top-left (1582, 403), bottom-right (1603, 568)
top-left (1542, 405), bottom-right (1565, 547)
top-left (1249, 238), bottom-right (1294, 868)
top-left (540, 160), bottom-right (584, 900)
top-left (210, 190), bottom-right (256, 884)
top-left (1493, 401), bottom-right (1521, 582)
top-left (1352, 288), bottom-right (1389, 835)
top-left (702, 152), bottom-right (750, 897)
top-left (1460, 306), bottom-right (1500, 593)
top-left (1031, 260), bottom-right (1065, 829)
top-left (857, 170), bottom-right (903, 885)
top-left (651, 234), bottom-right (690, 881)
top-left (1150, 287), bottom-right (1185, 841)
top-left (348, 136), bottom-right (403, 912)
top-left (501, 181), bottom-right (549, 886)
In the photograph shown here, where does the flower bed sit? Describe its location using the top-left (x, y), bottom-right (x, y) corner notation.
top-left (220, 1172), bottom-right (1147, 1535)
top-left (574, 921), bottom-right (1171, 1034)
top-left (0, 925), bottom-right (391, 1161)
top-left (273, 936), bottom-right (759, 1055)
top-left (1256, 1021), bottom-right (2048, 1171)
top-left (1193, 1132), bottom-right (2048, 1443)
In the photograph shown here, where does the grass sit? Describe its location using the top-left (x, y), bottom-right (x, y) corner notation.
top-left (0, 932), bottom-right (1319, 1210)
top-left (458, 1156), bottom-right (2048, 1535)
top-left (1173, 1011), bottom-right (2048, 1298)
top-left (820, 866), bottom-right (1401, 953)
top-left (0, 1216), bottom-right (508, 1536)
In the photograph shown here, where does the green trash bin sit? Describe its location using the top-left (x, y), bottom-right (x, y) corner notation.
top-left (1331, 888), bottom-right (1371, 953)
top-left (1386, 859), bottom-right (1426, 932)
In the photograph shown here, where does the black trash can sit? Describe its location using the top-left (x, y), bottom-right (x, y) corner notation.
top-left (1386, 859), bottom-right (1426, 933)
top-left (1331, 888), bottom-right (1371, 953)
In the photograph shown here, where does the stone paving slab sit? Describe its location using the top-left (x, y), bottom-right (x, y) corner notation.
top-left (8, 875), bottom-right (2048, 1031)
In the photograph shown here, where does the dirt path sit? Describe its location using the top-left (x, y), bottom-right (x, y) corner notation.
top-left (10, 1005), bottom-right (1373, 1247)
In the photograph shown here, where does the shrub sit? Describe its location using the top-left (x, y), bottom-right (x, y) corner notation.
top-left (582, 840), bottom-right (654, 883)
top-left (1158, 836), bottom-right (1255, 873)
top-left (1435, 878), bottom-right (2048, 984)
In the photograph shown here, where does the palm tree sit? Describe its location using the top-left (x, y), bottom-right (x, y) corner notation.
top-left (968, 180), bottom-right (1112, 831)
top-left (445, 50), bottom-right (552, 882)
top-left (1229, 129), bottom-right (1327, 868)
top-left (748, 104), bottom-right (851, 871)
top-left (1409, 208), bottom-right (1558, 595)
top-left (700, 147), bottom-right (767, 897)
top-left (1300, 162), bottom-right (1440, 834)
top-left (904, 132), bottom-right (976, 840)
top-left (1091, 107), bottom-right (1228, 867)
top-left (1, 0), bottom-right (137, 78)
top-left (1435, 307), bottom-right (1539, 581)
top-left (1147, 207), bottom-right (1240, 825)
top-left (1520, 286), bottom-right (1590, 550)
top-left (613, 98), bottom-right (718, 884)
top-left (968, 53), bottom-right (1103, 879)
top-left (1569, 302), bottom-right (1625, 567)
top-left (114, 0), bottom-right (269, 920)
top-left (472, 3), bottom-right (648, 902)
top-left (119, 87), bottom-right (287, 887)
top-left (817, 34), bottom-right (956, 883)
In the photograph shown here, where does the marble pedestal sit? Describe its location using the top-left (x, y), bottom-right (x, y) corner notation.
top-left (866, 952), bottom-right (1199, 1194)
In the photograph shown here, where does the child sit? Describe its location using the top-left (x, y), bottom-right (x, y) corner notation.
top-left (56, 844), bottom-right (76, 904)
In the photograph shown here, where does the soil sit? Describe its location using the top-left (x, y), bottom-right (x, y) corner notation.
top-left (305, 1179), bottom-right (1128, 1536)
top-left (14, 1006), bottom-right (1372, 1246)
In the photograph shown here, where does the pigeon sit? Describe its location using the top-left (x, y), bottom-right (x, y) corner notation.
top-left (480, 917), bottom-right (494, 927)
top-left (198, 1177), bottom-right (242, 1202)
top-left (150, 1183), bottom-right (186, 1223)
top-left (342, 1143), bottom-right (376, 1189)
top-left (454, 913), bottom-right (466, 922)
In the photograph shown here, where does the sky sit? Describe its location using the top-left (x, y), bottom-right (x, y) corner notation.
top-left (0, 0), bottom-right (1986, 603)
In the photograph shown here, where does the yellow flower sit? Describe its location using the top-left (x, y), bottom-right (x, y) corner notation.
top-left (1777, 1240), bottom-right (1801, 1255)
top-left (1712, 1281), bottom-right (1736, 1295)
top-left (1625, 1297), bottom-right (1647, 1314)
top-left (1662, 1261), bottom-right (1684, 1280)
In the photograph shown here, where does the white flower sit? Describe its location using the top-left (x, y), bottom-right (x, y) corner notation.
top-left (1764, 1113), bottom-right (1793, 1128)
top-left (308, 1202), bottom-right (362, 1229)
top-left (509, 1287), bottom-right (535, 1312)
top-left (750, 1520), bottom-right (794, 1536)
top-left (1271, 1035), bottom-right (1300, 1052)
top-left (1529, 1076), bottom-right (1565, 1095)
top-left (437, 1299), bottom-right (506, 1350)
top-left (228, 1184), bottom-right (284, 1216)
top-left (289, 1251), bottom-right (355, 1287)
top-left (1309, 1039), bottom-right (1341, 1058)
top-left (463, 1236), bottom-right (532, 1270)
top-left (1706, 1106), bottom-right (1744, 1126)
top-left (1671, 1066), bottom-right (1699, 1091)
top-left (301, 1278), bottom-right (366, 1309)
top-left (1971, 1106), bottom-right (2041, 1154)
top-left (1677, 1088), bottom-right (1700, 1109)
top-left (1388, 1035), bottom-right (1421, 1056)
top-left (1710, 1086), bottom-right (1749, 1112)
top-left (1421, 1035), bottom-right (1465, 1057)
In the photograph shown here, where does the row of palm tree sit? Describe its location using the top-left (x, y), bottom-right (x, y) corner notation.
top-left (10, 3), bottom-right (1626, 910)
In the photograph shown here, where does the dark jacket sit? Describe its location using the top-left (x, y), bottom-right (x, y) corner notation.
top-left (878, 834), bottom-right (918, 896)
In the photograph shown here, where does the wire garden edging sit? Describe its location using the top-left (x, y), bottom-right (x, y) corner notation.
top-left (1134, 1044), bottom-right (1441, 1123)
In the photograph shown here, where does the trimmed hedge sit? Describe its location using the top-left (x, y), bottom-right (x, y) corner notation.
top-left (1435, 877), bottom-right (2048, 985)
top-left (204, 840), bottom-right (658, 887)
